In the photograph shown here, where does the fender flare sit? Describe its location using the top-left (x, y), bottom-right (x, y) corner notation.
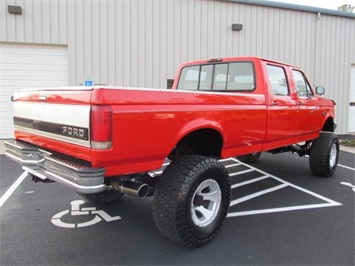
top-left (321, 114), bottom-right (336, 132)
top-left (169, 118), bottom-right (225, 153)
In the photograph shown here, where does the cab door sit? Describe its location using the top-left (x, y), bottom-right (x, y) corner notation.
top-left (291, 69), bottom-right (322, 136)
top-left (264, 64), bottom-right (298, 149)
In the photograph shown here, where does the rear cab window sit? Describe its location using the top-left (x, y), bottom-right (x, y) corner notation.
top-left (177, 61), bottom-right (255, 92)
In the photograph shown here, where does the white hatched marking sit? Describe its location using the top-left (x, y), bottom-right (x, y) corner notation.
top-left (227, 157), bottom-right (342, 217)
top-left (230, 168), bottom-right (254, 176)
top-left (230, 184), bottom-right (288, 206)
top-left (227, 203), bottom-right (341, 218)
top-left (225, 162), bottom-right (242, 168)
top-left (231, 175), bottom-right (270, 189)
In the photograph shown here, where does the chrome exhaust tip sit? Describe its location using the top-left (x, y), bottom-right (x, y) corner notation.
top-left (118, 180), bottom-right (150, 198)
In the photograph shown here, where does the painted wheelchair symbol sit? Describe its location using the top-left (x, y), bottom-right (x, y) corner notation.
top-left (51, 200), bottom-right (121, 228)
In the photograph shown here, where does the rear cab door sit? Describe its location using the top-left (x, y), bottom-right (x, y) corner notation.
top-left (174, 57), bottom-right (268, 157)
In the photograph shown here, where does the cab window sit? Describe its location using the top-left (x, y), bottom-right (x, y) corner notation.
top-left (177, 62), bottom-right (255, 92)
top-left (213, 64), bottom-right (228, 90)
top-left (227, 63), bottom-right (255, 91)
top-left (177, 66), bottom-right (200, 90)
top-left (199, 65), bottom-right (214, 90)
top-left (266, 65), bottom-right (289, 96)
top-left (292, 70), bottom-right (313, 97)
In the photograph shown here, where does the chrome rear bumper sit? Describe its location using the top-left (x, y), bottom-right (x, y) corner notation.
top-left (4, 140), bottom-right (106, 194)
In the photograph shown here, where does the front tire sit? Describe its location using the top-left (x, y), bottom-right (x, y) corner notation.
top-left (152, 155), bottom-right (231, 247)
top-left (309, 132), bottom-right (339, 177)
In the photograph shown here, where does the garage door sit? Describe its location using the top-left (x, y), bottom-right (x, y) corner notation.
top-left (0, 43), bottom-right (68, 139)
top-left (349, 65), bottom-right (355, 133)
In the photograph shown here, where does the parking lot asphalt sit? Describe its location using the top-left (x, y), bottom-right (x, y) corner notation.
top-left (1, 151), bottom-right (354, 265)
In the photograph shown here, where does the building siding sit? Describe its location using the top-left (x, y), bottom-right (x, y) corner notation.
top-left (0, 43), bottom-right (69, 138)
top-left (1, 0), bottom-right (354, 133)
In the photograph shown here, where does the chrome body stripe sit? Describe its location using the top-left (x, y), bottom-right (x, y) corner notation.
top-left (14, 102), bottom-right (91, 147)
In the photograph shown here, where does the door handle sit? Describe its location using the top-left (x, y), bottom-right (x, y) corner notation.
top-left (272, 101), bottom-right (279, 106)
top-left (296, 101), bottom-right (302, 106)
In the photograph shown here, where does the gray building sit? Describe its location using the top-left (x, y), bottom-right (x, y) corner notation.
top-left (1, 0), bottom-right (355, 139)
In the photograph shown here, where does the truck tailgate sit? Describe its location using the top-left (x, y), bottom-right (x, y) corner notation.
top-left (12, 87), bottom-right (93, 150)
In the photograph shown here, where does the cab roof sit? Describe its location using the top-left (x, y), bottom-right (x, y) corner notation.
top-left (180, 56), bottom-right (298, 68)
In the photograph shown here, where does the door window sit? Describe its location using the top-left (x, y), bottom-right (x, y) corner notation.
top-left (292, 70), bottom-right (313, 97)
top-left (266, 65), bottom-right (289, 96)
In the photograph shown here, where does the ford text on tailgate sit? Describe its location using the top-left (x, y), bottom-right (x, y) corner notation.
top-left (5, 57), bottom-right (338, 247)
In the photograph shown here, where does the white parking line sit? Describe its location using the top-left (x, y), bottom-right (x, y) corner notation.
top-left (1, 157), bottom-right (351, 211)
top-left (230, 184), bottom-right (288, 206)
top-left (338, 164), bottom-right (355, 172)
top-left (231, 175), bottom-right (269, 189)
top-left (228, 203), bottom-right (342, 218)
top-left (230, 168), bottom-right (255, 176)
top-left (0, 171), bottom-right (28, 208)
top-left (225, 162), bottom-right (242, 168)
top-left (227, 158), bottom-right (342, 218)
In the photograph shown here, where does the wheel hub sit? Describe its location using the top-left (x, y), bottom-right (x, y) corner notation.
top-left (193, 195), bottom-right (204, 206)
top-left (190, 179), bottom-right (222, 228)
top-left (329, 143), bottom-right (337, 168)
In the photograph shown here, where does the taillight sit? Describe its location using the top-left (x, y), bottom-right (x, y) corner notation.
top-left (90, 105), bottom-right (113, 150)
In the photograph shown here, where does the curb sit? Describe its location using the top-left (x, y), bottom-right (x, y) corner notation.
top-left (0, 140), bottom-right (5, 155)
top-left (339, 145), bottom-right (355, 154)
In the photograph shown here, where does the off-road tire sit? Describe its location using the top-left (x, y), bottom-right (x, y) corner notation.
top-left (309, 132), bottom-right (339, 177)
top-left (152, 155), bottom-right (231, 248)
top-left (78, 190), bottom-right (124, 204)
top-left (237, 152), bottom-right (261, 163)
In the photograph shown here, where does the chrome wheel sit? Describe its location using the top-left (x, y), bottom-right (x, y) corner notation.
top-left (190, 179), bottom-right (222, 228)
top-left (153, 155), bottom-right (230, 247)
top-left (329, 143), bottom-right (337, 168)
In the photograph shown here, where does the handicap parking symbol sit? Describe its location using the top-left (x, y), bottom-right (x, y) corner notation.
top-left (51, 200), bottom-right (121, 228)
top-left (84, 80), bottom-right (93, 86)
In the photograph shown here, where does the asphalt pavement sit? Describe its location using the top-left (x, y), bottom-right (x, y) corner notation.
top-left (0, 150), bottom-right (354, 265)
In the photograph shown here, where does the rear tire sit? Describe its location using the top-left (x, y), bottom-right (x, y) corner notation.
top-left (237, 152), bottom-right (261, 163)
top-left (152, 155), bottom-right (231, 247)
top-left (78, 190), bottom-right (124, 204)
top-left (309, 132), bottom-right (339, 177)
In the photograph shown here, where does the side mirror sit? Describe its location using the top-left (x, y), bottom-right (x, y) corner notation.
top-left (315, 86), bottom-right (325, 96)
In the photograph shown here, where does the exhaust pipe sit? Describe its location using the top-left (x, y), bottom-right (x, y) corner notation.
top-left (113, 180), bottom-right (150, 198)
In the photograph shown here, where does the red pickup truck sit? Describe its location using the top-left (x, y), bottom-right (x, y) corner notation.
top-left (5, 57), bottom-right (338, 247)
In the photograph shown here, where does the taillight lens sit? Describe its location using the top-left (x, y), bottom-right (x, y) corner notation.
top-left (90, 105), bottom-right (113, 150)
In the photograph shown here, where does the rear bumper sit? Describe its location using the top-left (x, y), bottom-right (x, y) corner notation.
top-left (4, 140), bottom-right (107, 194)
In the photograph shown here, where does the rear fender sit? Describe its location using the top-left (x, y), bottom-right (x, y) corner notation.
top-left (169, 119), bottom-right (224, 156)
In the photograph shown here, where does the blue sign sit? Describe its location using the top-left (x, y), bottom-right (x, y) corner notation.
top-left (84, 80), bottom-right (93, 86)
top-left (84, 75), bottom-right (94, 87)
